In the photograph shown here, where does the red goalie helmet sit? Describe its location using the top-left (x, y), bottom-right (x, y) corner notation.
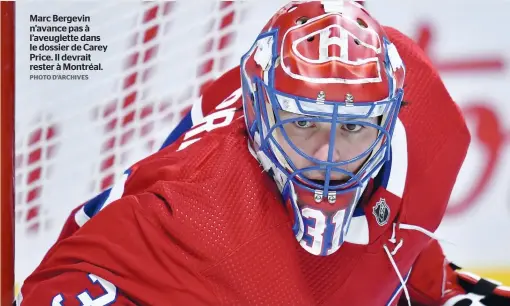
top-left (240, 0), bottom-right (405, 256)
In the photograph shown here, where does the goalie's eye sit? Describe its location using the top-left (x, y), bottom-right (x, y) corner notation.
top-left (294, 120), bottom-right (315, 128)
top-left (342, 123), bottom-right (363, 133)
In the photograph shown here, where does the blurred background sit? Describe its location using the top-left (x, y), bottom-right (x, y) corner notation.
top-left (14, 0), bottom-right (510, 289)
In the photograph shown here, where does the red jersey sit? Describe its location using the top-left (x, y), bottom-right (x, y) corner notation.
top-left (17, 27), bottom-right (471, 306)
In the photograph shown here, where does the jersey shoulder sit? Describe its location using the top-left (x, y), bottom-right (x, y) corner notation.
top-left (383, 27), bottom-right (471, 230)
top-left (130, 122), bottom-right (286, 262)
top-left (122, 72), bottom-right (287, 262)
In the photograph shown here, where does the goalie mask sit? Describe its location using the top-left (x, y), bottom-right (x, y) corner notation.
top-left (241, 0), bottom-right (405, 256)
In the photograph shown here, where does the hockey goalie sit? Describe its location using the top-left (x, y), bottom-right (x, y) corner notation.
top-left (16, 1), bottom-right (510, 305)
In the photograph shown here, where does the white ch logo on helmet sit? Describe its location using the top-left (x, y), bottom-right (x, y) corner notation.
top-left (280, 14), bottom-right (383, 84)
